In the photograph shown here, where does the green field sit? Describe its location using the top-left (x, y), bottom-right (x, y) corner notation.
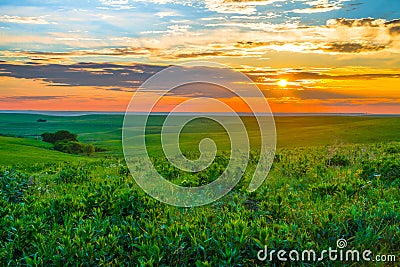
top-left (1, 113), bottom-right (400, 161)
top-left (0, 113), bottom-right (399, 266)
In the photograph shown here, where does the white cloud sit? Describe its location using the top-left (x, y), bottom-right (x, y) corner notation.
top-left (99, 0), bottom-right (129, 5)
top-left (155, 11), bottom-right (181, 18)
top-left (204, 0), bottom-right (285, 15)
top-left (98, 0), bottom-right (135, 9)
top-left (0, 15), bottom-right (53, 24)
top-left (290, 0), bottom-right (350, 14)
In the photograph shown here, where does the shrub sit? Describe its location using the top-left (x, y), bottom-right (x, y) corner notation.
top-left (82, 143), bottom-right (95, 156)
top-left (41, 130), bottom-right (78, 144)
top-left (54, 141), bottom-right (95, 156)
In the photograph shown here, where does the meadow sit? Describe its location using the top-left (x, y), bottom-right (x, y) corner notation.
top-left (1, 113), bottom-right (400, 157)
top-left (0, 113), bottom-right (399, 266)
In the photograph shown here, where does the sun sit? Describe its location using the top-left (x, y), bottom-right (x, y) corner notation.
top-left (277, 79), bottom-right (288, 87)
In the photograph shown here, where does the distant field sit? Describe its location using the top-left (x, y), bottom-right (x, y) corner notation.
top-left (1, 113), bottom-right (400, 162)
top-left (0, 136), bottom-right (88, 165)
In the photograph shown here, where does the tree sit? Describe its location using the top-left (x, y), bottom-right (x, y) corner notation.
top-left (54, 130), bottom-right (78, 142)
top-left (41, 130), bottom-right (78, 144)
top-left (42, 130), bottom-right (96, 156)
top-left (41, 132), bottom-right (56, 143)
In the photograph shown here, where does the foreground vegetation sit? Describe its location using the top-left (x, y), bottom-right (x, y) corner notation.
top-left (1, 140), bottom-right (399, 266)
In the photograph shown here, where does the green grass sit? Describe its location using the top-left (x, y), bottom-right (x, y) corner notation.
top-left (0, 136), bottom-right (89, 165)
top-left (0, 142), bottom-right (399, 266)
top-left (1, 113), bottom-right (400, 159)
top-left (276, 116), bottom-right (400, 147)
top-left (0, 113), bottom-right (399, 266)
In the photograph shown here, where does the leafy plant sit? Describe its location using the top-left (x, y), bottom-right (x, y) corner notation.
top-left (0, 169), bottom-right (29, 203)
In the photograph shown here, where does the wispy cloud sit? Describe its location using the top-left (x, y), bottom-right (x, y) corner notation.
top-left (290, 0), bottom-right (350, 14)
top-left (155, 11), bottom-right (181, 18)
top-left (98, 0), bottom-right (135, 10)
top-left (0, 95), bottom-right (65, 101)
top-left (0, 15), bottom-right (54, 24)
top-left (204, 0), bottom-right (284, 15)
top-left (320, 42), bottom-right (386, 53)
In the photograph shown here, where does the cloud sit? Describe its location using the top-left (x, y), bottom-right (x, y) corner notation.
top-left (155, 11), bottom-right (181, 18)
top-left (0, 15), bottom-right (53, 25)
top-left (262, 88), bottom-right (358, 100)
top-left (0, 95), bottom-right (65, 102)
top-left (98, 0), bottom-right (135, 9)
top-left (1, 62), bottom-right (398, 92)
top-left (204, 0), bottom-right (283, 15)
top-left (249, 69), bottom-right (400, 82)
top-left (141, 24), bottom-right (191, 35)
top-left (389, 26), bottom-right (400, 36)
top-left (291, 0), bottom-right (349, 14)
top-left (327, 18), bottom-right (386, 27)
top-left (0, 46), bottom-right (157, 60)
top-left (0, 62), bottom-right (165, 88)
top-left (386, 19), bottom-right (400, 26)
top-left (165, 83), bottom-right (235, 98)
top-left (1, 15), bottom-right (400, 63)
top-left (166, 24), bottom-right (191, 35)
top-left (386, 19), bottom-right (400, 35)
top-left (100, 0), bottom-right (129, 4)
top-left (320, 42), bottom-right (387, 53)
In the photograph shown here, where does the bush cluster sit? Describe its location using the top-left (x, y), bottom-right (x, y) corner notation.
top-left (41, 130), bottom-right (96, 156)
top-left (54, 141), bottom-right (95, 156)
top-left (41, 130), bottom-right (78, 144)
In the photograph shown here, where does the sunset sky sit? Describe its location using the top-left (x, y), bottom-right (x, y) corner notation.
top-left (0, 0), bottom-right (399, 113)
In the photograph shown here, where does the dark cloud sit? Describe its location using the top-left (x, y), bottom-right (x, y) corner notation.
top-left (327, 18), bottom-right (385, 27)
top-left (248, 71), bottom-right (400, 82)
top-left (166, 83), bottom-right (236, 98)
top-left (235, 41), bottom-right (284, 48)
top-left (385, 19), bottom-right (400, 35)
top-left (262, 88), bottom-right (359, 100)
top-left (385, 19), bottom-right (400, 26)
top-left (389, 26), bottom-right (400, 35)
top-left (0, 95), bottom-right (65, 101)
top-left (321, 42), bottom-right (386, 53)
top-left (1, 62), bottom-right (399, 98)
top-left (327, 18), bottom-right (400, 38)
top-left (173, 51), bottom-right (236, 59)
top-left (0, 62), bottom-right (166, 88)
top-left (20, 47), bottom-right (157, 57)
top-left (315, 98), bottom-right (400, 107)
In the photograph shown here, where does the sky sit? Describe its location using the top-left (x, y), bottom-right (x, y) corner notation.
top-left (0, 0), bottom-right (399, 113)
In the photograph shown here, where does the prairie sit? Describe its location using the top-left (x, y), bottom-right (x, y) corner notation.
top-left (0, 113), bottom-right (399, 266)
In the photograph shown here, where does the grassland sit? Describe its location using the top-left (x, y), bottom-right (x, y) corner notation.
top-left (0, 113), bottom-right (399, 266)
top-left (1, 113), bottom-right (400, 161)
top-left (0, 136), bottom-right (89, 166)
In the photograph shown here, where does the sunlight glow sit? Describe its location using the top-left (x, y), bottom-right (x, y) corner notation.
top-left (277, 79), bottom-right (288, 87)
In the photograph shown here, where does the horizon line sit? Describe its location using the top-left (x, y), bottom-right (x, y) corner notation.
top-left (1, 110), bottom-right (400, 117)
